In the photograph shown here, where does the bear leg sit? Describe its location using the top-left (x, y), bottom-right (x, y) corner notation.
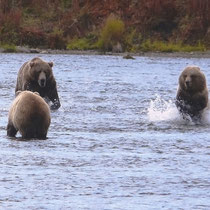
top-left (7, 123), bottom-right (17, 137)
top-left (21, 128), bottom-right (47, 140)
top-left (36, 128), bottom-right (47, 140)
top-left (36, 133), bottom-right (47, 140)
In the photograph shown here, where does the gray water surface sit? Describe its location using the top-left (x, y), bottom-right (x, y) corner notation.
top-left (0, 54), bottom-right (209, 209)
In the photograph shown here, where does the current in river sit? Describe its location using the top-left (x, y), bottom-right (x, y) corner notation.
top-left (0, 53), bottom-right (209, 209)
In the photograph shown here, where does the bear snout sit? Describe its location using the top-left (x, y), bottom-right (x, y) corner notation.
top-left (38, 72), bottom-right (46, 88)
top-left (185, 77), bottom-right (192, 89)
top-left (39, 79), bottom-right (46, 87)
top-left (185, 80), bottom-right (190, 87)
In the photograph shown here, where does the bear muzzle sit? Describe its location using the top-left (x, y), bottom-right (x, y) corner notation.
top-left (185, 80), bottom-right (190, 87)
top-left (39, 79), bottom-right (46, 87)
top-left (185, 78), bottom-right (192, 89)
top-left (38, 71), bottom-right (46, 88)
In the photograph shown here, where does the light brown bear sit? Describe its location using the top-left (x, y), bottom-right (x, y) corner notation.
top-left (7, 91), bottom-right (51, 139)
top-left (15, 57), bottom-right (61, 110)
top-left (176, 66), bottom-right (208, 120)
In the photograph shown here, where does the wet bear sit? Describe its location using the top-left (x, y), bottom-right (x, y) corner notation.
top-left (176, 66), bottom-right (208, 120)
top-left (15, 57), bottom-right (61, 110)
top-left (7, 91), bottom-right (51, 139)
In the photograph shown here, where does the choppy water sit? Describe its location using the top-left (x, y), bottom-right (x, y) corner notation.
top-left (0, 53), bottom-right (209, 209)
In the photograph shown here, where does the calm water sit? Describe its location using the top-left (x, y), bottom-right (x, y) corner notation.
top-left (0, 53), bottom-right (209, 210)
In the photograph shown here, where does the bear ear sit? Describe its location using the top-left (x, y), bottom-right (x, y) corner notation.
top-left (15, 91), bottom-right (22, 97)
top-left (34, 92), bottom-right (40, 96)
top-left (48, 62), bottom-right (53, 67)
top-left (30, 62), bottom-right (35, 68)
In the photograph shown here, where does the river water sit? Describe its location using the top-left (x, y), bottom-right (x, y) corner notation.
top-left (0, 53), bottom-right (209, 209)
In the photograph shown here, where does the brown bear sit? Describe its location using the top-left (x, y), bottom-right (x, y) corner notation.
top-left (176, 66), bottom-right (208, 120)
top-left (15, 57), bottom-right (61, 110)
top-left (7, 91), bottom-right (51, 139)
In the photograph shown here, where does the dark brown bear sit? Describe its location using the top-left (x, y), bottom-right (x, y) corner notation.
top-left (15, 57), bottom-right (61, 110)
top-left (7, 91), bottom-right (51, 139)
top-left (176, 66), bottom-right (208, 120)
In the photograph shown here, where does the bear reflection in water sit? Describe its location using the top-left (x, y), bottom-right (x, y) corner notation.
top-left (15, 57), bottom-right (61, 110)
top-left (7, 91), bottom-right (51, 139)
top-left (176, 66), bottom-right (208, 121)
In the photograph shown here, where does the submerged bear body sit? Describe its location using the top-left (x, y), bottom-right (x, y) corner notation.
top-left (176, 66), bottom-right (208, 120)
top-left (7, 91), bottom-right (51, 139)
top-left (16, 57), bottom-right (61, 110)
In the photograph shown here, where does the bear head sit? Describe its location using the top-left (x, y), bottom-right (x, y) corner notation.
top-left (29, 58), bottom-right (53, 88)
top-left (179, 66), bottom-right (206, 93)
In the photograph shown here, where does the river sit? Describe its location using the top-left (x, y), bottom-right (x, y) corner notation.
top-left (0, 53), bottom-right (209, 209)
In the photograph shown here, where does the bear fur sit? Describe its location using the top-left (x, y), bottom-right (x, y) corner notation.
top-left (15, 57), bottom-right (61, 110)
top-left (7, 91), bottom-right (51, 139)
top-left (176, 66), bottom-right (208, 120)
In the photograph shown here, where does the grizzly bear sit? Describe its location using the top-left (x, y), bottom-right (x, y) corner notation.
top-left (15, 57), bottom-right (61, 110)
top-left (176, 66), bottom-right (208, 120)
top-left (7, 91), bottom-right (51, 139)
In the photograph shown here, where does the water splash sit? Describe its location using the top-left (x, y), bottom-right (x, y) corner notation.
top-left (148, 95), bottom-right (210, 124)
top-left (202, 105), bottom-right (210, 124)
top-left (148, 95), bottom-right (181, 122)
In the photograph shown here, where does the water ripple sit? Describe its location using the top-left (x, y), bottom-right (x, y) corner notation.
top-left (0, 54), bottom-right (209, 209)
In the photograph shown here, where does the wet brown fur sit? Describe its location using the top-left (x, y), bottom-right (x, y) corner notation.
top-left (7, 91), bottom-right (51, 139)
top-left (176, 66), bottom-right (208, 120)
top-left (15, 57), bottom-right (60, 110)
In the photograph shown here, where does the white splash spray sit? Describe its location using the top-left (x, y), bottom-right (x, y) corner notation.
top-left (147, 95), bottom-right (210, 124)
top-left (202, 103), bottom-right (210, 124)
top-left (148, 95), bottom-right (181, 122)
